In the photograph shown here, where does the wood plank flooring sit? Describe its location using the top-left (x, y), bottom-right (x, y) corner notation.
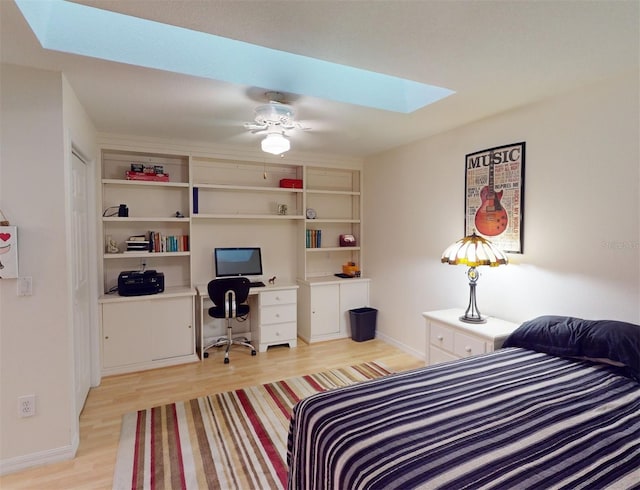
top-left (1, 338), bottom-right (423, 490)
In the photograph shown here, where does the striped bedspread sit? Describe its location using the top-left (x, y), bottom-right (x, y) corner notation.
top-left (287, 348), bottom-right (640, 489)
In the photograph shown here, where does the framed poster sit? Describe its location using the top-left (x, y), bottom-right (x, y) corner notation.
top-left (0, 226), bottom-right (19, 278)
top-left (465, 142), bottom-right (525, 253)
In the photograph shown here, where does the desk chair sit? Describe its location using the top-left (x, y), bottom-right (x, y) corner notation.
top-left (204, 277), bottom-right (257, 364)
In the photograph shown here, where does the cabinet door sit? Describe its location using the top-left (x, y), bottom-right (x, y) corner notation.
top-left (150, 296), bottom-right (194, 359)
top-left (339, 281), bottom-right (370, 335)
top-left (310, 284), bottom-right (340, 337)
top-left (102, 302), bottom-right (152, 368)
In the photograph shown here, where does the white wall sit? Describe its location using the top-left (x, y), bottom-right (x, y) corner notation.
top-left (364, 73), bottom-right (639, 358)
top-left (0, 64), bottom-right (97, 472)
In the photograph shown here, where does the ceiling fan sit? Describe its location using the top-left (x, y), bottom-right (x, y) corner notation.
top-left (244, 92), bottom-right (309, 155)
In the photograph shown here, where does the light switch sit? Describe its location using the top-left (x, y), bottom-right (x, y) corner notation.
top-left (17, 276), bottom-right (32, 296)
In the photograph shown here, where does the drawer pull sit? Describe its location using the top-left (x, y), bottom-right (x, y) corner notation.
top-left (275, 313), bottom-right (280, 318)
top-left (437, 335), bottom-right (444, 341)
top-left (465, 346), bottom-right (472, 353)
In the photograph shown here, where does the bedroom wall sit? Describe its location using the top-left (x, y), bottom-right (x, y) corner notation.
top-left (364, 72), bottom-right (639, 358)
top-left (0, 64), bottom-right (97, 472)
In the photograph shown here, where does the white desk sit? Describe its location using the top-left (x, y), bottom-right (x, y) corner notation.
top-left (195, 283), bottom-right (299, 359)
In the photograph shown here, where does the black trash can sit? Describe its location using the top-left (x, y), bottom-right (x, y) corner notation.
top-left (349, 307), bottom-right (378, 342)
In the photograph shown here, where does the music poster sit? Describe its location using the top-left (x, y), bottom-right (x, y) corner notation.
top-left (464, 142), bottom-right (525, 253)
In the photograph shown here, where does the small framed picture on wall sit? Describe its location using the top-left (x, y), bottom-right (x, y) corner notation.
top-left (464, 142), bottom-right (525, 253)
top-left (0, 226), bottom-right (19, 278)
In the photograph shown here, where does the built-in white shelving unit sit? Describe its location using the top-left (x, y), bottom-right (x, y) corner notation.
top-left (97, 146), bottom-right (367, 374)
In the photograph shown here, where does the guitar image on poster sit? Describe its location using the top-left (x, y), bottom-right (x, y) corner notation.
top-left (474, 152), bottom-right (508, 236)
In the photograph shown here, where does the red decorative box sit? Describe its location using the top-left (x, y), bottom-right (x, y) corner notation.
top-left (340, 234), bottom-right (357, 247)
top-left (125, 171), bottom-right (169, 182)
top-left (280, 178), bottom-right (303, 189)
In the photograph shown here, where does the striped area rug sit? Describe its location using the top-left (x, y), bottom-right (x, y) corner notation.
top-left (112, 362), bottom-right (393, 490)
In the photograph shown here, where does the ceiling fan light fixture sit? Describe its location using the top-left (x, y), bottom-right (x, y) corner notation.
top-left (261, 132), bottom-right (290, 155)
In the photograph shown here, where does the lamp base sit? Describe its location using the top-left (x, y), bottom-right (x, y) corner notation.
top-left (461, 267), bottom-right (486, 324)
top-left (459, 314), bottom-right (487, 324)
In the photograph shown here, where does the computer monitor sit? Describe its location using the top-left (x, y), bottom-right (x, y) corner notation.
top-left (214, 247), bottom-right (263, 278)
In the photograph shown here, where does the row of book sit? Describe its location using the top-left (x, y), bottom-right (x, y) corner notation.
top-left (124, 233), bottom-right (189, 253)
top-left (306, 229), bottom-right (322, 248)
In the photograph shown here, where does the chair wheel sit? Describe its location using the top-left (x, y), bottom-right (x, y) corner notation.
top-left (224, 357), bottom-right (230, 364)
top-left (251, 350), bottom-right (257, 356)
top-left (203, 352), bottom-right (209, 358)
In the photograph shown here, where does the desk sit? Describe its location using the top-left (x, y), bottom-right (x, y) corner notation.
top-left (195, 283), bottom-right (299, 359)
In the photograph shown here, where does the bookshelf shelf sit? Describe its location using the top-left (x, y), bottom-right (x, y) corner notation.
top-left (102, 217), bottom-right (190, 222)
top-left (102, 179), bottom-right (189, 188)
top-left (194, 183), bottom-right (303, 193)
top-left (192, 213), bottom-right (304, 220)
top-left (305, 247), bottom-right (361, 252)
top-left (306, 189), bottom-right (360, 196)
top-left (103, 251), bottom-right (191, 259)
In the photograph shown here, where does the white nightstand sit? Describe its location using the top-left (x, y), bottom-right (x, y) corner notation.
top-left (422, 309), bottom-right (519, 365)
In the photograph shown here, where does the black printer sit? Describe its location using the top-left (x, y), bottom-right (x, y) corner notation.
top-left (118, 270), bottom-right (164, 296)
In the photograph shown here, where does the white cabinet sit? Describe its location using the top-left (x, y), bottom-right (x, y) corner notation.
top-left (252, 286), bottom-right (298, 352)
top-left (101, 294), bottom-right (195, 375)
top-left (298, 278), bottom-right (370, 343)
top-left (422, 309), bottom-right (519, 366)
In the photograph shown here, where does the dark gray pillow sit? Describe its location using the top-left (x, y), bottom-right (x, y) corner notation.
top-left (503, 315), bottom-right (640, 382)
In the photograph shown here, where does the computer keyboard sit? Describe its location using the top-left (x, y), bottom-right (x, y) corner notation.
top-left (249, 281), bottom-right (266, 288)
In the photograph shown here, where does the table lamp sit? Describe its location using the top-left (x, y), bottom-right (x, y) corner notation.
top-left (441, 232), bottom-right (508, 323)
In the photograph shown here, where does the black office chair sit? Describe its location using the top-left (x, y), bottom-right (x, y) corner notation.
top-left (204, 277), bottom-right (257, 364)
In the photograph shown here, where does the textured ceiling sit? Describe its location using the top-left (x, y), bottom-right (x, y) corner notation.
top-left (1, 0), bottom-right (638, 157)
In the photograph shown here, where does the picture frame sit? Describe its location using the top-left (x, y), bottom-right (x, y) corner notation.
top-left (0, 226), bottom-right (19, 278)
top-left (464, 142), bottom-right (525, 253)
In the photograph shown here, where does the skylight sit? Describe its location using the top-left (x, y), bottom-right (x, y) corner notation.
top-left (15, 0), bottom-right (455, 113)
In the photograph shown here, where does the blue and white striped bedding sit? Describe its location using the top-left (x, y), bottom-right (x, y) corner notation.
top-left (287, 348), bottom-right (640, 489)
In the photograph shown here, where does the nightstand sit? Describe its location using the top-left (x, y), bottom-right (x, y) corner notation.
top-left (422, 309), bottom-right (519, 365)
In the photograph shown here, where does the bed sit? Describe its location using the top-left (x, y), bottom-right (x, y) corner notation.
top-left (287, 316), bottom-right (640, 489)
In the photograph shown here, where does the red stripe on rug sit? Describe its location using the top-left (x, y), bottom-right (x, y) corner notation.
top-left (264, 382), bottom-right (297, 418)
top-left (303, 374), bottom-right (326, 392)
top-left (236, 388), bottom-right (288, 488)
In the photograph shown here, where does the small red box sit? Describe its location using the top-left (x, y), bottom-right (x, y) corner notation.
top-left (280, 179), bottom-right (302, 189)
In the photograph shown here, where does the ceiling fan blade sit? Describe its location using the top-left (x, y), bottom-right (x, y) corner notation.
top-left (244, 122), bottom-right (267, 131)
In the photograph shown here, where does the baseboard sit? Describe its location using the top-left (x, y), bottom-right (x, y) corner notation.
top-left (0, 442), bottom-right (76, 476)
top-left (375, 331), bottom-right (426, 362)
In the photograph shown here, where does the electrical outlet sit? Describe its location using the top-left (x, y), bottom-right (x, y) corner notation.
top-left (18, 395), bottom-right (36, 417)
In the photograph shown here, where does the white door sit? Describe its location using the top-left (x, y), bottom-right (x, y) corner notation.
top-left (72, 152), bottom-right (91, 416)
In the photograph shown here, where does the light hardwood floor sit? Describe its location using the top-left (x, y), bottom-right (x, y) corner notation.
top-left (1, 338), bottom-right (423, 490)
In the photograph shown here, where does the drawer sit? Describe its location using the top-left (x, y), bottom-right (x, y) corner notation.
top-left (260, 289), bottom-right (297, 306)
top-left (430, 345), bottom-right (458, 365)
top-left (260, 303), bottom-right (297, 325)
top-left (260, 322), bottom-right (297, 343)
top-left (430, 322), bottom-right (454, 352)
top-left (453, 332), bottom-right (486, 358)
